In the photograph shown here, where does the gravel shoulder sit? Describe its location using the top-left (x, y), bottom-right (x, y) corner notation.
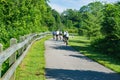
top-left (45, 39), bottom-right (120, 80)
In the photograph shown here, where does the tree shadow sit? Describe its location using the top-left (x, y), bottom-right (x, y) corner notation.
top-left (70, 39), bottom-right (89, 44)
top-left (46, 68), bottom-right (120, 80)
top-left (52, 45), bottom-right (77, 52)
top-left (70, 42), bottom-right (120, 73)
top-left (50, 39), bottom-right (90, 52)
top-left (69, 54), bottom-right (93, 62)
top-left (70, 45), bottom-right (90, 52)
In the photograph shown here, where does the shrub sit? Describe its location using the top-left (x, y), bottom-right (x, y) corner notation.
top-left (91, 37), bottom-right (120, 58)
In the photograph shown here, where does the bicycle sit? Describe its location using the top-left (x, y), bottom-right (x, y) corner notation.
top-left (63, 37), bottom-right (68, 46)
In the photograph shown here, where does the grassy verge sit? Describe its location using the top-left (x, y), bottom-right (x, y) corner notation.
top-left (16, 36), bottom-right (51, 80)
top-left (69, 36), bottom-right (120, 73)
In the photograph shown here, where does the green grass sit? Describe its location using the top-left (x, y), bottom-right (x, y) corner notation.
top-left (69, 36), bottom-right (120, 73)
top-left (16, 36), bottom-right (51, 80)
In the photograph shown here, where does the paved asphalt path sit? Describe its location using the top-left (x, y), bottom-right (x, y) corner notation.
top-left (45, 39), bottom-right (120, 80)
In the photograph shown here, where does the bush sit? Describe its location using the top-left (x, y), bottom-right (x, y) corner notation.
top-left (91, 37), bottom-right (120, 58)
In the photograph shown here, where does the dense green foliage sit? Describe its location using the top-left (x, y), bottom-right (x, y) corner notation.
top-left (61, 9), bottom-right (80, 32)
top-left (80, 2), bottom-right (104, 38)
top-left (93, 3), bottom-right (120, 57)
top-left (0, 0), bottom-right (61, 76)
top-left (0, 0), bottom-right (60, 48)
top-left (61, 1), bottom-right (120, 58)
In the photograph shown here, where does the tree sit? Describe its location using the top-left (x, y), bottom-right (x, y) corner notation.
top-left (101, 4), bottom-right (120, 39)
top-left (92, 3), bottom-right (120, 57)
top-left (0, 0), bottom-right (53, 48)
top-left (79, 2), bottom-right (104, 39)
top-left (52, 9), bottom-right (61, 30)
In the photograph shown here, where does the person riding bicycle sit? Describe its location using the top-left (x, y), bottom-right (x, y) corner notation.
top-left (52, 31), bottom-right (56, 40)
top-left (66, 31), bottom-right (69, 40)
top-left (56, 30), bottom-right (59, 41)
top-left (63, 31), bottom-right (66, 42)
top-left (63, 31), bottom-right (69, 45)
top-left (59, 31), bottom-right (63, 40)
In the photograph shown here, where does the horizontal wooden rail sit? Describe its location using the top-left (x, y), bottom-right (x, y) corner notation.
top-left (0, 34), bottom-right (35, 65)
top-left (0, 32), bottom-right (49, 80)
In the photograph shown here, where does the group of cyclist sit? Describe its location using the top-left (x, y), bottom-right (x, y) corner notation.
top-left (52, 30), bottom-right (69, 45)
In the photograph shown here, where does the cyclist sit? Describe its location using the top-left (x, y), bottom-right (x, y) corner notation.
top-left (63, 31), bottom-right (69, 45)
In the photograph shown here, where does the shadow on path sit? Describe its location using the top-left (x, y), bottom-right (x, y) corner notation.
top-left (52, 45), bottom-right (77, 52)
top-left (46, 68), bottom-right (120, 80)
top-left (69, 54), bottom-right (93, 62)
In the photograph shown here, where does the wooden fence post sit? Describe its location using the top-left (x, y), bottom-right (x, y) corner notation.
top-left (0, 43), bottom-right (3, 78)
top-left (9, 38), bottom-right (17, 80)
top-left (18, 36), bottom-right (24, 56)
top-left (22, 36), bottom-right (26, 52)
top-left (9, 38), bottom-right (17, 66)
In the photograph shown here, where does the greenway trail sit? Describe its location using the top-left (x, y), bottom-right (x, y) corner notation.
top-left (45, 39), bottom-right (120, 80)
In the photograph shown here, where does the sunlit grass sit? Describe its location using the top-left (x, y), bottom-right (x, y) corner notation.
top-left (16, 36), bottom-right (51, 80)
top-left (69, 36), bottom-right (120, 73)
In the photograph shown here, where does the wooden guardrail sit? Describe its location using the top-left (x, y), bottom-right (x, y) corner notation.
top-left (0, 32), bottom-right (49, 80)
